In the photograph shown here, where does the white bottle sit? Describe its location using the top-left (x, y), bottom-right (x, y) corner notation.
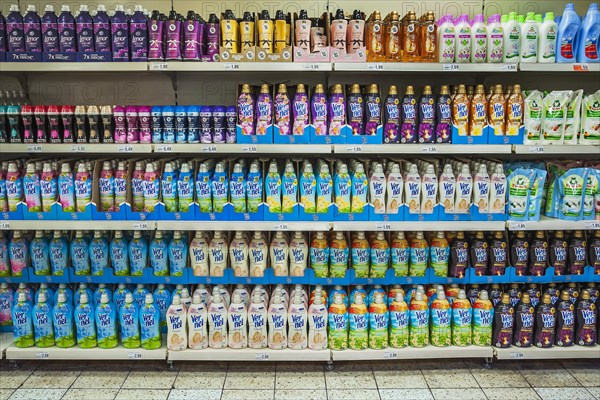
top-left (520, 13), bottom-right (539, 63)
top-left (291, 284), bottom-right (308, 307)
top-left (227, 293), bottom-right (247, 349)
top-left (438, 164), bottom-right (456, 214)
top-left (404, 164), bottom-right (421, 215)
top-left (229, 231), bottom-right (249, 277)
top-left (247, 291), bottom-right (268, 349)
top-left (208, 231), bottom-right (227, 277)
top-left (218, 285), bottom-right (230, 307)
top-left (502, 12), bottom-right (521, 62)
top-left (267, 293), bottom-right (287, 349)
top-left (386, 163), bottom-right (403, 215)
top-left (489, 164), bottom-right (507, 214)
top-left (193, 284), bottom-right (211, 306)
top-left (187, 293), bottom-right (208, 350)
top-left (166, 294), bottom-right (187, 351)
top-left (252, 284), bottom-right (269, 306)
top-left (454, 14), bottom-right (472, 63)
top-left (486, 14), bottom-right (504, 63)
top-left (538, 12), bottom-right (557, 62)
top-left (232, 284), bottom-right (250, 307)
top-left (307, 293), bottom-right (328, 350)
top-left (369, 163), bottom-right (386, 214)
top-left (189, 231), bottom-right (209, 276)
top-left (473, 164), bottom-right (490, 213)
top-left (249, 231), bottom-right (268, 277)
top-left (180, 288), bottom-right (192, 310)
top-left (207, 289), bottom-right (227, 349)
top-left (287, 293), bottom-right (308, 350)
top-left (437, 15), bottom-right (456, 63)
top-left (270, 232), bottom-right (289, 277)
top-left (455, 164), bottom-right (473, 214)
top-left (289, 232), bottom-right (308, 277)
top-left (420, 164), bottom-right (438, 214)
top-left (470, 14), bottom-right (488, 62)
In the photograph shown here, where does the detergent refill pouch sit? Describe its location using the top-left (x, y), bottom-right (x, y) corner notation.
top-left (528, 169), bottom-right (547, 221)
top-left (507, 168), bottom-right (536, 221)
top-left (558, 168), bottom-right (589, 221)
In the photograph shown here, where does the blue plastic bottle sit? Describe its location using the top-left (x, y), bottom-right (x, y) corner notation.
top-left (119, 292), bottom-right (141, 348)
top-left (175, 105), bottom-right (188, 143)
top-left (74, 292), bottom-right (97, 348)
top-left (110, 230), bottom-right (130, 276)
top-left (32, 292), bottom-right (55, 347)
top-left (162, 105), bottom-right (175, 143)
top-left (94, 284), bottom-right (113, 308)
top-left (113, 283), bottom-right (132, 309)
top-left (150, 231), bottom-right (169, 276)
top-left (35, 283), bottom-right (54, 307)
top-left (12, 292), bottom-right (34, 348)
top-left (151, 106), bottom-right (163, 143)
top-left (153, 284), bottom-right (171, 333)
top-left (133, 284), bottom-right (150, 308)
top-left (95, 292), bottom-right (118, 348)
top-left (577, 3), bottom-right (600, 62)
top-left (557, 3), bottom-right (582, 62)
top-left (30, 230), bottom-right (50, 276)
top-left (89, 231), bottom-right (109, 276)
top-left (54, 283), bottom-right (73, 306)
top-left (140, 293), bottom-right (161, 350)
top-left (168, 231), bottom-right (189, 277)
top-left (52, 292), bottom-right (75, 348)
top-left (74, 283), bottom-right (93, 306)
top-left (128, 231), bottom-right (148, 276)
top-left (186, 105), bottom-right (200, 143)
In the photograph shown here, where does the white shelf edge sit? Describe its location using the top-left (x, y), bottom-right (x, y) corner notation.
top-left (519, 63), bottom-right (600, 72)
top-left (333, 62), bottom-right (518, 72)
top-left (168, 348), bottom-right (331, 362)
top-left (1, 334), bottom-right (13, 359)
top-left (1, 220), bottom-right (156, 231)
top-left (153, 143), bottom-right (332, 154)
top-left (513, 145), bottom-right (600, 155)
top-left (507, 217), bottom-right (600, 231)
top-left (333, 220), bottom-right (505, 232)
top-left (494, 345), bottom-right (600, 360)
top-left (157, 221), bottom-right (331, 232)
top-left (332, 346), bottom-right (493, 361)
top-left (0, 143), bottom-right (153, 154)
top-left (149, 62), bottom-right (332, 72)
top-left (0, 62), bottom-right (148, 72)
top-left (5, 344), bottom-right (167, 360)
top-left (334, 144), bottom-right (512, 154)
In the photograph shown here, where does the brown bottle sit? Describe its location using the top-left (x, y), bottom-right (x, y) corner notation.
top-left (401, 11), bottom-right (418, 61)
top-left (555, 290), bottom-right (575, 347)
top-left (513, 293), bottom-right (534, 347)
top-left (529, 230), bottom-right (548, 276)
top-left (575, 290), bottom-right (597, 346)
top-left (589, 230), bottom-right (600, 275)
top-left (452, 84), bottom-right (470, 136)
top-left (549, 231), bottom-right (568, 276)
top-left (366, 11), bottom-right (384, 62)
top-left (488, 84), bottom-right (506, 135)
top-left (568, 230), bottom-right (587, 275)
top-left (468, 84), bottom-right (487, 137)
top-left (492, 293), bottom-right (514, 348)
top-left (449, 231), bottom-right (468, 278)
top-left (510, 231), bottom-right (529, 276)
top-left (534, 294), bottom-right (556, 348)
top-left (506, 84), bottom-right (524, 136)
top-left (419, 11), bottom-right (436, 61)
top-left (470, 231), bottom-right (488, 276)
top-left (385, 11), bottom-right (401, 61)
top-left (489, 231), bottom-right (507, 276)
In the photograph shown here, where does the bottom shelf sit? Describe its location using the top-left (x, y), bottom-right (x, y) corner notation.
top-left (5, 344), bottom-right (166, 360)
top-left (168, 348), bottom-right (331, 362)
top-left (331, 345), bottom-right (493, 361)
top-left (494, 345), bottom-right (600, 360)
top-left (0, 333), bottom-right (13, 359)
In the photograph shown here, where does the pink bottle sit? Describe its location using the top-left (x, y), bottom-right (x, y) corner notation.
top-left (138, 106), bottom-right (152, 144)
top-left (125, 106), bottom-right (139, 143)
top-left (113, 105), bottom-right (127, 143)
top-left (114, 161), bottom-right (127, 212)
top-left (74, 162), bottom-right (92, 212)
top-left (47, 105), bottom-right (61, 143)
top-left (34, 105), bottom-right (48, 143)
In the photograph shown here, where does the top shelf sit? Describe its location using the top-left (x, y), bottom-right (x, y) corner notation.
top-left (1, 61), bottom-right (598, 73)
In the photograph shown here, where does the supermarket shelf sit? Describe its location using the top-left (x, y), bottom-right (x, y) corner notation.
top-left (157, 221), bottom-right (331, 231)
top-left (5, 344), bottom-right (166, 360)
top-left (0, 143), bottom-right (153, 154)
top-left (1, 334), bottom-right (13, 359)
top-left (154, 143), bottom-right (332, 154)
top-left (331, 346), bottom-right (493, 361)
top-left (507, 217), bottom-right (600, 231)
top-left (334, 144), bottom-right (512, 155)
top-left (333, 220), bottom-right (505, 232)
top-left (149, 61), bottom-right (332, 72)
top-left (513, 145), bottom-right (600, 155)
top-left (518, 63), bottom-right (600, 73)
top-left (167, 348), bottom-right (331, 362)
top-left (1, 220), bottom-right (155, 231)
top-left (333, 62), bottom-right (518, 72)
top-left (494, 345), bottom-right (600, 360)
top-left (0, 62), bottom-right (148, 72)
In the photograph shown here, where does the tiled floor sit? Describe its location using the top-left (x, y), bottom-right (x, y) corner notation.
top-left (0, 358), bottom-right (598, 400)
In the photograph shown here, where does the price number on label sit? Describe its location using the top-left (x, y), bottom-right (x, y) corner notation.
top-left (71, 145), bottom-right (86, 152)
top-left (27, 144), bottom-right (42, 152)
top-left (133, 222), bottom-right (149, 230)
top-left (118, 145), bottom-right (134, 153)
top-left (421, 145), bottom-right (437, 153)
top-left (585, 221), bottom-right (600, 230)
top-left (242, 145), bottom-right (257, 153)
top-left (150, 62), bottom-right (168, 71)
top-left (573, 64), bottom-right (590, 71)
top-left (128, 352), bottom-right (142, 359)
top-left (255, 353), bottom-right (270, 360)
top-left (368, 63), bottom-right (384, 70)
top-left (501, 64), bottom-right (517, 71)
top-left (303, 64), bottom-right (321, 70)
top-left (509, 352), bottom-right (524, 359)
top-left (155, 144), bottom-right (172, 153)
top-left (509, 222), bottom-right (526, 230)
top-left (36, 351), bottom-right (49, 359)
top-left (528, 146), bottom-right (544, 153)
top-left (443, 63), bottom-right (459, 71)
top-left (202, 145), bottom-right (217, 153)
top-left (383, 351), bottom-right (398, 359)
top-left (346, 145), bottom-right (363, 153)
top-left (0, 222), bottom-right (10, 229)
top-left (224, 63), bottom-right (240, 70)
top-left (273, 223), bottom-right (289, 231)
top-left (376, 224), bottom-right (391, 231)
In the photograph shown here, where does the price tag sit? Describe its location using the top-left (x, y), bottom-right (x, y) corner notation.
top-left (133, 222), bottom-right (149, 230)
top-left (71, 145), bottom-right (86, 152)
top-left (368, 63), bottom-right (384, 71)
top-left (27, 144), bottom-right (42, 152)
top-left (118, 145), bottom-right (134, 153)
top-left (585, 221), bottom-right (600, 229)
top-left (573, 63), bottom-right (590, 71)
top-left (201, 145), bottom-right (217, 153)
top-left (36, 351), bottom-right (49, 359)
top-left (528, 146), bottom-right (545, 153)
top-left (376, 224), bottom-right (391, 231)
top-left (443, 63), bottom-right (459, 71)
top-left (150, 62), bottom-right (168, 71)
top-left (509, 222), bottom-right (526, 230)
top-left (273, 223), bottom-right (289, 231)
top-left (421, 145), bottom-right (437, 153)
top-left (155, 144), bottom-right (172, 153)
top-left (383, 351), bottom-right (398, 359)
top-left (346, 145), bottom-right (363, 153)
top-left (509, 352), bottom-right (525, 359)
top-left (128, 352), bottom-right (142, 359)
top-left (255, 353), bottom-right (269, 360)
top-left (224, 63), bottom-right (240, 70)
top-left (242, 145), bottom-right (257, 153)
top-left (501, 64), bottom-right (517, 71)
top-left (303, 63), bottom-right (321, 70)
top-left (0, 222), bottom-right (10, 229)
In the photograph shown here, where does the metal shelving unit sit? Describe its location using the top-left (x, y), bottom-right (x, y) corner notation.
top-left (0, 334), bottom-right (13, 359)
top-left (494, 345), bottom-right (600, 360)
top-left (331, 346), bottom-right (494, 361)
top-left (507, 217), bottom-right (600, 231)
top-left (167, 348), bottom-right (331, 362)
top-left (5, 344), bottom-right (167, 360)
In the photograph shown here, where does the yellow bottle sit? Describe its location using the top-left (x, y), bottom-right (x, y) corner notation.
top-left (366, 11), bottom-right (384, 62)
top-left (488, 84), bottom-right (506, 136)
top-left (419, 11), bottom-right (437, 62)
top-left (402, 11), bottom-right (419, 61)
top-left (452, 84), bottom-right (470, 136)
top-left (257, 10), bottom-right (274, 53)
top-left (274, 10), bottom-right (289, 54)
top-left (385, 11), bottom-right (401, 61)
top-left (468, 84), bottom-right (487, 137)
top-left (506, 84), bottom-right (524, 136)
top-left (240, 12), bottom-right (255, 52)
top-left (220, 10), bottom-right (239, 53)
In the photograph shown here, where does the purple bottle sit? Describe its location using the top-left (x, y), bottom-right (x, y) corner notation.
top-left (93, 5), bottom-right (111, 53)
top-left (507, 283), bottom-right (521, 308)
top-left (510, 231), bottom-right (529, 276)
top-left (148, 10), bottom-right (164, 60)
top-left (205, 14), bottom-right (219, 61)
top-left (588, 231), bottom-right (600, 275)
top-left (568, 231), bottom-right (586, 275)
top-left (364, 84), bottom-right (381, 136)
top-left (549, 231), bottom-right (567, 276)
top-left (470, 231), bottom-right (489, 276)
top-left (492, 294), bottom-right (514, 348)
top-left (555, 291), bottom-right (574, 347)
top-left (238, 84), bottom-right (255, 136)
top-left (513, 293), bottom-right (534, 347)
top-left (200, 106), bottom-right (213, 143)
top-left (489, 231), bottom-right (507, 276)
top-left (165, 11), bottom-right (182, 60)
top-left (113, 105), bottom-right (126, 143)
top-left (435, 85), bottom-right (452, 143)
top-left (256, 84), bottom-right (273, 137)
top-left (197, 15), bottom-right (206, 58)
top-left (347, 84), bottom-right (364, 136)
top-left (576, 290), bottom-right (597, 346)
top-left (138, 106), bottom-right (151, 144)
top-left (23, 5), bottom-right (42, 53)
top-left (534, 294), bottom-right (555, 348)
top-left (526, 284), bottom-right (541, 308)
top-left (212, 106), bottom-right (226, 144)
top-left (418, 85), bottom-right (436, 143)
top-left (76, 5), bottom-right (94, 53)
top-left (58, 5), bottom-right (76, 52)
top-left (111, 5), bottom-right (129, 61)
top-left (41, 5), bottom-right (59, 53)
top-left (0, 11), bottom-right (6, 53)
top-left (275, 84), bottom-right (291, 136)
top-left (6, 4), bottom-right (24, 53)
top-left (328, 84), bottom-right (345, 137)
top-left (383, 85), bottom-right (400, 143)
top-left (528, 231), bottom-right (547, 277)
top-left (311, 84), bottom-right (328, 136)
top-left (545, 283), bottom-right (560, 306)
top-left (400, 85), bottom-right (417, 143)
top-left (125, 106), bottom-right (139, 143)
top-left (183, 11), bottom-right (200, 60)
top-left (129, 5), bottom-right (148, 61)
top-left (225, 106), bottom-right (236, 143)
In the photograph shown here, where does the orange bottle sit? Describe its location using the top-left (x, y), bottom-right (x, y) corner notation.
top-left (488, 84), bottom-right (506, 136)
top-left (468, 84), bottom-right (487, 137)
top-left (366, 11), bottom-right (384, 62)
top-left (385, 11), bottom-right (401, 61)
top-left (419, 11), bottom-right (436, 61)
top-left (506, 84), bottom-right (524, 136)
top-left (452, 84), bottom-right (470, 136)
top-left (402, 11), bottom-right (419, 62)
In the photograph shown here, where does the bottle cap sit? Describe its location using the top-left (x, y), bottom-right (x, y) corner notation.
top-left (145, 293), bottom-right (153, 304)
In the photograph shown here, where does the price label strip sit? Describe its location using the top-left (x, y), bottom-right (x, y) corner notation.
top-left (118, 145), bottom-right (134, 153)
top-left (36, 351), bottom-right (50, 359)
top-left (155, 144), bottom-right (172, 153)
top-left (421, 145), bottom-right (437, 153)
top-left (303, 64), bottom-right (321, 70)
top-left (27, 144), bottom-right (42, 152)
top-left (133, 222), bottom-right (150, 230)
top-left (509, 352), bottom-right (524, 359)
top-left (376, 224), bottom-right (391, 231)
top-left (128, 352), bottom-right (142, 359)
top-left (71, 145), bottom-right (86, 152)
top-left (528, 146), bottom-right (544, 153)
top-left (346, 145), bottom-right (363, 153)
top-left (368, 63), bottom-right (384, 71)
top-left (273, 223), bottom-right (289, 231)
top-left (150, 62), bottom-right (168, 71)
top-left (509, 222), bottom-right (526, 230)
top-left (0, 222), bottom-right (10, 229)
top-left (383, 351), bottom-right (398, 359)
top-left (443, 64), bottom-right (459, 71)
top-left (255, 353), bottom-right (269, 360)
top-left (224, 63), bottom-right (240, 70)
top-left (242, 145), bottom-right (257, 153)
top-left (202, 145), bottom-right (217, 153)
